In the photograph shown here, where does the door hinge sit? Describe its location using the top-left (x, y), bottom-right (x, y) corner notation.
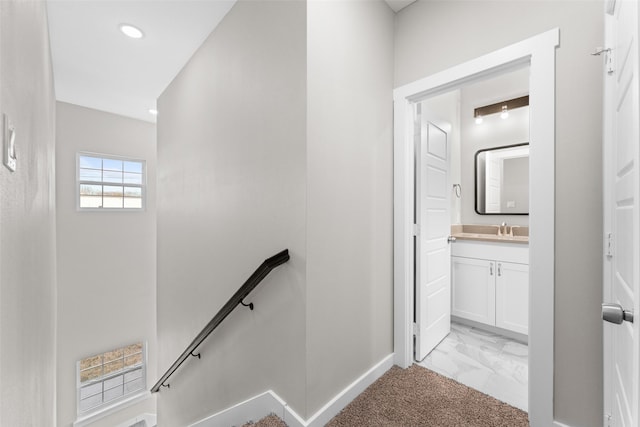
top-left (605, 232), bottom-right (614, 258)
top-left (413, 322), bottom-right (419, 336)
top-left (413, 224), bottom-right (420, 236)
top-left (592, 47), bottom-right (614, 75)
top-left (605, 413), bottom-right (612, 427)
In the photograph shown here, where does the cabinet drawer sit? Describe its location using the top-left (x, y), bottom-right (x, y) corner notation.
top-left (451, 240), bottom-right (528, 264)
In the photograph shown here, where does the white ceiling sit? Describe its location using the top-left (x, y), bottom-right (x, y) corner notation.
top-left (47, 0), bottom-right (414, 124)
top-left (47, 0), bottom-right (236, 123)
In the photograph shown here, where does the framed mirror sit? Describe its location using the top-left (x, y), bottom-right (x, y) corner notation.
top-left (475, 143), bottom-right (529, 215)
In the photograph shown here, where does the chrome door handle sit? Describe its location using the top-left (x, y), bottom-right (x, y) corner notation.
top-left (602, 303), bottom-right (634, 324)
top-left (447, 236), bottom-right (457, 243)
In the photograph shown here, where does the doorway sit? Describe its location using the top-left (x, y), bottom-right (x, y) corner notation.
top-left (393, 29), bottom-right (558, 426)
top-left (413, 67), bottom-right (531, 411)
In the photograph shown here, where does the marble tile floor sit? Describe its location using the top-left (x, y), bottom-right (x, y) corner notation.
top-left (417, 322), bottom-right (528, 412)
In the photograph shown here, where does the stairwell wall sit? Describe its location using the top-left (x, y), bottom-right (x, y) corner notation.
top-left (55, 102), bottom-right (157, 427)
top-left (156, 0), bottom-right (307, 424)
top-left (306, 0), bottom-right (395, 416)
top-left (0, 1), bottom-right (57, 425)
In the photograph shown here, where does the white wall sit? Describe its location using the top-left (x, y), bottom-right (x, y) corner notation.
top-left (55, 102), bottom-right (157, 427)
top-left (306, 0), bottom-right (394, 415)
top-left (395, 2), bottom-right (603, 426)
top-left (460, 67), bottom-right (530, 226)
top-left (0, 1), bottom-right (57, 425)
top-left (156, 0), bottom-right (307, 424)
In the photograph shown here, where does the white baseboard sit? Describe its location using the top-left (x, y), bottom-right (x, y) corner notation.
top-left (303, 354), bottom-right (394, 427)
top-left (187, 391), bottom-right (287, 427)
top-left (190, 354), bottom-right (394, 427)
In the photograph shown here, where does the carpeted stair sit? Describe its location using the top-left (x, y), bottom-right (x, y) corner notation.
top-left (245, 364), bottom-right (529, 426)
top-left (242, 414), bottom-right (287, 427)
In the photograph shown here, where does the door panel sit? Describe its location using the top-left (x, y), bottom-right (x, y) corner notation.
top-left (604, 0), bottom-right (639, 425)
top-left (425, 208), bottom-right (448, 239)
top-left (426, 166), bottom-right (447, 198)
top-left (415, 113), bottom-right (451, 362)
top-left (426, 248), bottom-right (448, 282)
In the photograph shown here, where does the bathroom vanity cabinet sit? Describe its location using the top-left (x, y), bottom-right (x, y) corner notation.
top-left (451, 240), bottom-right (529, 335)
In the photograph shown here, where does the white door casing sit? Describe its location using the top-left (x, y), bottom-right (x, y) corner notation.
top-left (393, 29), bottom-right (558, 426)
top-left (603, 1), bottom-right (640, 426)
top-left (415, 115), bottom-right (451, 361)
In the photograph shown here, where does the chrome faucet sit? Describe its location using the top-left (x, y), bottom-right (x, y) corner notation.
top-left (500, 222), bottom-right (508, 237)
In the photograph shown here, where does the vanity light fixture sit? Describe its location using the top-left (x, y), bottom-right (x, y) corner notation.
top-left (473, 95), bottom-right (528, 124)
top-left (119, 23), bottom-right (144, 39)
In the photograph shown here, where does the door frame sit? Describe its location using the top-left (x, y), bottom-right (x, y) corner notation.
top-left (602, 2), bottom-right (614, 422)
top-left (393, 29), bottom-right (559, 426)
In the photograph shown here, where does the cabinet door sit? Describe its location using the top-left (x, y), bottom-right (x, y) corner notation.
top-left (495, 261), bottom-right (529, 335)
top-left (451, 257), bottom-right (495, 325)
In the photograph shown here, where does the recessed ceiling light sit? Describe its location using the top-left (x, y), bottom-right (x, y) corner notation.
top-left (148, 109), bottom-right (158, 116)
top-left (119, 24), bottom-right (144, 39)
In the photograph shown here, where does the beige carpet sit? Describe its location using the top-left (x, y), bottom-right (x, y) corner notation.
top-left (245, 364), bottom-right (529, 427)
top-left (242, 414), bottom-right (287, 427)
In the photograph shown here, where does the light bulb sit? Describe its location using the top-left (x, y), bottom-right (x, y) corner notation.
top-left (500, 105), bottom-right (509, 119)
top-left (475, 116), bottom-right (483, 124)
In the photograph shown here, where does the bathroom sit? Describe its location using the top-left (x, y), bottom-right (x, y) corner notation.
top-left (413, 65), bottom-right (530, 412)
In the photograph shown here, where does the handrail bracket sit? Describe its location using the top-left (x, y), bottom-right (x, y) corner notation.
top-left (240, 299), bottom-right (254, 310)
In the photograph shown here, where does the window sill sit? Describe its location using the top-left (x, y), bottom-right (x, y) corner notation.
top-left (73, 391), bottom-right (153, 427)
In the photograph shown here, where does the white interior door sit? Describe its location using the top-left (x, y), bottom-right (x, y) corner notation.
top-left (415, 109), bottom-right (451, 362)
top-left (603, 1), bottom-right (640, 426)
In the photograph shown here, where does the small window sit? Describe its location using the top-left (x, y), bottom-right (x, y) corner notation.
top-left (77, 153), bottom-right (145, 209)
top-left (77, 342), bottom-right (146, 415)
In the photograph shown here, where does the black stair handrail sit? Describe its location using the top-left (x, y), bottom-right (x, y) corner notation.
top-left (151, 249), bottom-right (290, 393)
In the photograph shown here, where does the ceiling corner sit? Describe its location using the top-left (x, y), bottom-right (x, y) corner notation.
top-left (384, 0), bottom-right (417, 13)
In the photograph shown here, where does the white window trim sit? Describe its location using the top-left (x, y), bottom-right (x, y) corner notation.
top-left (75, 342), bottom-right (149, 424)
top-left (76, 151), bottom-right (147, 212)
